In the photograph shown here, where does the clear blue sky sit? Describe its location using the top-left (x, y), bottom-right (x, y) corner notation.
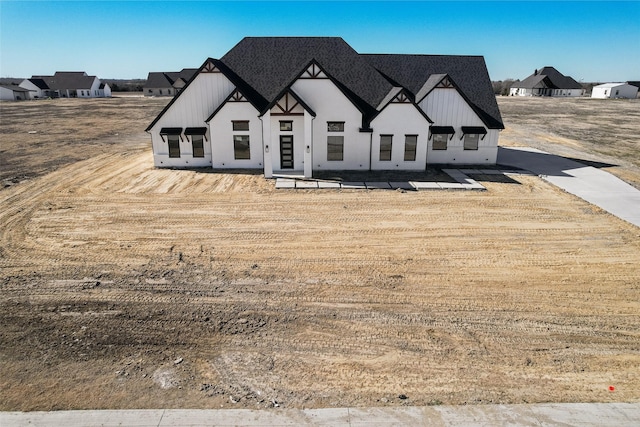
top-left (1, 1), bottom-right (639, 82)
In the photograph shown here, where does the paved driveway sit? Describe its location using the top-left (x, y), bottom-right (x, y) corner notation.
top-left (498, 147), bottom-right (640, 227)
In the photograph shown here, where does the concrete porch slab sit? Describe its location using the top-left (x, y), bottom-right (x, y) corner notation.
top-left (365, 182), bottom-right (392, 189)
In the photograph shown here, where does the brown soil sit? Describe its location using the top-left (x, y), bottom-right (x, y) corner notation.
top-left (1, 96), bottom-right (639, 411)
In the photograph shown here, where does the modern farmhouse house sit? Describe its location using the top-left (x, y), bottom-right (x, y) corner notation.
top-left (144, 69), bottom-right (198, 96)
top-left (19, 72), bottom-right (111, 99)
top-left (147, 37), bottom-right (504, 178)
top-left (509, 67), bottom-right (585, 97)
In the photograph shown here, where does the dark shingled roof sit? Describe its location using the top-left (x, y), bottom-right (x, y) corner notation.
top-left (220, 37), bottom-right (394, 119)
top-left (145, 72), bottom-right (173, 88)
top-left (28, 78), bottom-right (49, 89)
top-left (363, 54), bottom-right (503, 129)
top-left (145, 69), bottom-right (198, 89)
top-left (513, 67), bottom-right (582, 90)
top-left (148, 37), bottom-right (504, 131)
top-left (31, 72), bottom-right (97, 90)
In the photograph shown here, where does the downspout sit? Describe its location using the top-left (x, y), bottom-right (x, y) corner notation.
top-left (369, 132), bottom-right (373, 171)
top-left (259, 114), bottom-right (265, 173)
top-left (425, 127), bottom-right (430, 171)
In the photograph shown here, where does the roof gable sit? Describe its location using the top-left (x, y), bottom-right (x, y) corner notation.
top-left (372, 87), bottom-right (433, 124)
top-left (364, 54), bottom-right (504, 129)
top-left (220, 37), bottom-right (394, 115)
top-left (514, 67), bottom-right (582, 90)
top-left (147, 58), bottom-right (268, 132)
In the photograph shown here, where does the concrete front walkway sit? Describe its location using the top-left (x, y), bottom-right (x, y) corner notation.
top-left (2, 403), bottom-right (639, 426)
top-left (498, 146), bottom-right (640, 227)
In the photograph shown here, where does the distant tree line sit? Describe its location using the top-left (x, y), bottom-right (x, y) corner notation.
top-left (104, 79), bottom-right (146, 92)
top-left (492, 79), bottom-right (517, 96)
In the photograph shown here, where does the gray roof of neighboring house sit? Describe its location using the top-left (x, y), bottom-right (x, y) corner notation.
top-left (0, 83), bottom-right (32, 92)
top-left (148, 37), bottom-right (504, 130)
top-left (27, 78), bottom-right (50, 89)
top-left (31, 72), bottom-right (98, 90)
top-left (145, 72), bottom-right (173, 88)
top-left (364, 54), bottom-right (504, 128)
top-left (512, 67), bottom-right (583, 90)
top-left (145, 69), bottom-right (198, 89)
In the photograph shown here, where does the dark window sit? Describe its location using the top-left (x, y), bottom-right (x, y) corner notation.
top-left (168, 135), bottom-right (180, 158)
top-left (327, 136), bottom-right (344, 161)
top-left (379, 135), bottom-right (392, 161)
top-left (464, 134), bottom-right (479, 150)
top-left (280, 121), bottom-right (293, 131)
top-left (433, 134), bottom-right (448, 150)
top-left (192, 135), bottom-right (204, 158)
top-left (232, 120), bottom-right (250, 131)
top-left (327, 122), bottom-right (344, 132)
top-left (233, 135), bottom-right (251, 159)
top-left (404, 135), bottom-right (417, 161)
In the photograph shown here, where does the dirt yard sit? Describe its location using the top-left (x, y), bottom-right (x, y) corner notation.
top-left (1, 96), bottom-right (639, 411)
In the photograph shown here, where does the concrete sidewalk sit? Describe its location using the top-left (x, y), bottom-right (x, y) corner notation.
top-left (2, 403), bottom-right (639, 426)
top-left (498, 146), bottom-right (640, 227)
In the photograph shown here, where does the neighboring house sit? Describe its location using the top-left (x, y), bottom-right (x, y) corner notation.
top-left (146, 37), bottom-right (504, 178)
top-left (0, 83), bottom-right (33, 101)
top-left (510, 67), bottom-right (585, 97)
top-left (18, 72), bottom-right (111, 98)
top-left (591, 83), bottom-right (639, 99)
top-left (18, 78), bottom-right (49, 98)
top-left (144, 69), bottom-right (197, 96)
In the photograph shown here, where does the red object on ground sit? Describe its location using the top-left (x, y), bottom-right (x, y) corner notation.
top-left (609, 386), bottom-right (615, 391)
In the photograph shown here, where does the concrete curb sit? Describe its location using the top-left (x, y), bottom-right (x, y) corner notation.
top-left (2, 403), bottom-right (639, 426)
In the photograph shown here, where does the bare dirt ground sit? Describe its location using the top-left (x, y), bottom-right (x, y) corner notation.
top-left (1, 96), bottom-right (639, 411)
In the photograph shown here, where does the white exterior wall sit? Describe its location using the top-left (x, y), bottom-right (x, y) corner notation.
top-left (550, 88), bottom-right (583, 97)
top-left (510, 87), bottom-right (534, 96)
top-left (102, 84), bottom-right (112, 97)
top-left (591, 86), bottom-right (609, 99)
top-left (592, 84), bottom-right (638, 99)
top-left (370, 104), bottom-right (430, 170)
top-left (0, 87), bottom-right (18, 100)
top-left (150, 72), bottom-right (235, 168)
top-left (146, 88), bottom-right (175, 97)
top-left (292, 79), bottom-right (369, 171)
top-left (420, 88), bottom-right (498, 164)
top-left (209, 102), bottom-right (263, 169)
top-left (19, 80), bottom-right (42, 98)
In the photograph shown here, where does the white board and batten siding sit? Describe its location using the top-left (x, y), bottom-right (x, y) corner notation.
top-left (370, 103), bottom-right (431, 170)
top-left (291, 78), bottom-right (370, 171)
top-left (209, 102), bottom-right (264, 169)
top-left (150, 71), bottom-right (235, 168)
top-left (420, 88), bottom-right (498, 164)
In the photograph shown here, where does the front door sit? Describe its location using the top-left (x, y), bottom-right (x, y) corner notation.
top-left (280, 136), bottom-right (294, 169)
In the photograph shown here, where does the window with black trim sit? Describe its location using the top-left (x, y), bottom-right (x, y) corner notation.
top-left (379, 135), bottom-right (392, 161)
top-left (233, 135), bottom-right (251, 159)
top-left (404, 135), bottom-right (417, 161)
top-left (464, 134), bottom-right (479, 150)
top-left (168, 135), bottom-right (180, 158)
top-left (327, 122), bottom-right (344, 132)
top-left (433, 134), bottom-right (448, 150)
top-left (280, 121), bottom-right (293, 131)
top-left (232, 120), bottom-right (249, 131)
top-left (327, 136), bottom-right (344, 161)
top-left (191, 135), bottom-right (204, 158)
